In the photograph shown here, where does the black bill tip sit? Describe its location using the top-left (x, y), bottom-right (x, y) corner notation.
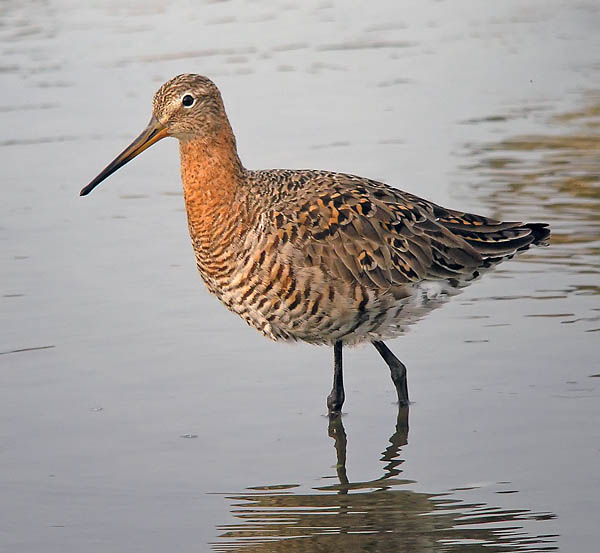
top-left (78, 116), bottom-right (167, 198)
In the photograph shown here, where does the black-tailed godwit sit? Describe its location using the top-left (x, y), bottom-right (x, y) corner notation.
top-left (81, 74), bottom-right (550, 415)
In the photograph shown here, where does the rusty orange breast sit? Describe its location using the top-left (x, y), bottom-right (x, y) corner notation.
top-left (179, 127), bottom-right (252, 284)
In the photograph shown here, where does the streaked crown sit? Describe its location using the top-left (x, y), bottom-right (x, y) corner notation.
top-left (152, 74), bottom-right (227, 139)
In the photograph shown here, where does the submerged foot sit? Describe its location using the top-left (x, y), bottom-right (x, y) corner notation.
top-left (396, 374), bottom-right (409, 407)
top-left (327, 389), bottom-right (345, 416)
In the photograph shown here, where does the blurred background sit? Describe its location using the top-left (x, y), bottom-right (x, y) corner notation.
top-left (1, 1), bottom-right (599, 551)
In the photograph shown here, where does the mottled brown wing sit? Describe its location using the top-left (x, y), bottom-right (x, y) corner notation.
top-left (266, 172), bottom-right (484, 290)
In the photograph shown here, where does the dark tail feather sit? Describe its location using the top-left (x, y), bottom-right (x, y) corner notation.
top-left (524, 222), bottom-right (551, 246)
top-left (455, 222), bottom-right (550, 259)
top-left (437, 210), bottom-right (551, 261)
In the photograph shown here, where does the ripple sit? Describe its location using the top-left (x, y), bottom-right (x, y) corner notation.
top-left (365, 22), bottom-right (408, 33)
top-left (377, 77), bottom-right (412, 88)
top-left (1, 135), bottom-right (97, 147)
top-left (0, 102), bottom-right (58, 113)
top-left (310, 140), bottom-right (351, 150)
top-left (462, 96), bottom-right (600, 276)
top-left (0, 345), bottom-right (55, 356)
top-left (317, 39), bottom-right (416, 51)
top-left (117, 47), bottom-right (258, 66)
top-left (270, 42), bottom-right (309, 53)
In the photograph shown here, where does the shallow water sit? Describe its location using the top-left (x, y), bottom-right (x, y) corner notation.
top-left (1, 1), bottom-right (599, 551)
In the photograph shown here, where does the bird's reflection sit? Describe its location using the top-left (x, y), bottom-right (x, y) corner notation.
top-left (212, 408), bottom-right (557, 552)
top-left (322, 407), bottom-right (409, 495)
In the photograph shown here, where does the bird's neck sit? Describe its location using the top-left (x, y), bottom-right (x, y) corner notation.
top-left (179, 124), bottom-right (248, 261)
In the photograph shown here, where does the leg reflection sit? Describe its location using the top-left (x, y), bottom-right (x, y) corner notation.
top-left (380, 405), bottom-right (409, 481)
top-left (327, 414), bottom-right (349, 491)
top-left (325, 405), bottom-right (410, 492)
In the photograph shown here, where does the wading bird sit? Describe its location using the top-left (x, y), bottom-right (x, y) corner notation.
top-left (81, 74), bottom-right (550, 416)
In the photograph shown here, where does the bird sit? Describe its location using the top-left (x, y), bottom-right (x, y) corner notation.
top-left (81, 74), bottom-right (550, 416)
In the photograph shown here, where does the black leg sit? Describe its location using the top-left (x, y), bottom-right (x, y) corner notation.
top-left (372, 341), bottom-right (409, 406)
top-left (327, 341), bottom-right (345, 415)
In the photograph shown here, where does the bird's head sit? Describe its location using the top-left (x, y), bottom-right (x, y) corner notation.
top-left (80, 74), bottom-right (227, 196)
top-left (152, 73), bottom-right (227, 140)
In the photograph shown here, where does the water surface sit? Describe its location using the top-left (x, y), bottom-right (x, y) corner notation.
top-left (1, 1), bottom-right (599, 551)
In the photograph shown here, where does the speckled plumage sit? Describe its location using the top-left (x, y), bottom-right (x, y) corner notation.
top-left (82, 74), bottom-right (550, 413)
top-left (183, 164), bottom-right (549, 346)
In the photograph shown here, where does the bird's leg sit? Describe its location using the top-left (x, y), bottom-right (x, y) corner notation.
top-left (327, 341), bottom-right (345, 416)
top-left (372, 341), bottom-right (409, 406)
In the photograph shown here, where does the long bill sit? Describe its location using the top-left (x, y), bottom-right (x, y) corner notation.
top-left (80, 116), bottom-right (168, 196)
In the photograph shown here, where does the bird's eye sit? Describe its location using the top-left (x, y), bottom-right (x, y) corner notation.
top-left (182, 94), bottom-right (195, 108)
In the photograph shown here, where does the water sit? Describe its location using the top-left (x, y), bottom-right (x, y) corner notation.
top-left (1, 1), bottom-right (599, 551)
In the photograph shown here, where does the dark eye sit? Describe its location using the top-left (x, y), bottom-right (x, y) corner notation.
top-left (182, 94), bottom-right (195, 107)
